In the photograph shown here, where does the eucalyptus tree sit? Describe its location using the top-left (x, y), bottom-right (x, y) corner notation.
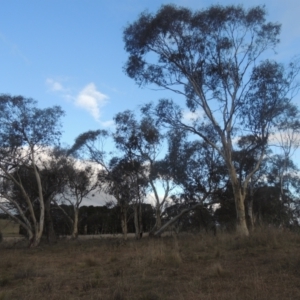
top-left (123, 4), bottom-right (300, 236)
top-left (114, 110), bottom-right (176, 234)
top-left (69, 129), bottom-right (144, 239)
top-left (7, 153), bottom-right (66, 243)
top-left (100, 157), bottom-right (147, 240)
top-left (56, 157), bottom-right (99, 239)
top-left (231, 136), bottom-right (271, 230)
top-left (270, 105), bottom-right (300, 210)
top-left (68, 130), bottom-right (110, 170)
top-left (40, 147), bottom-right (71, 242)
top-left (0, 95), bottom-right (64, 247)
top-left (266, 154), bottom-right (300, 224)
top-left (154, 129), bottom-right (227, 236)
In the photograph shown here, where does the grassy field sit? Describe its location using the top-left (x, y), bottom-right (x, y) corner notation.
top-left (0, 228), bottom-right (300, 300)
top-left (0, 219), bottom-right (20, 237)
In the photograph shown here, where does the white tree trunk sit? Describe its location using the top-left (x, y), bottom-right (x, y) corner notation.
top-left (71, 207), bottom-right (79, 239)
top-left (228, 162), bottom-right (249, 237)
top-left (121, 206), bottom-right (128, 241)
top-left (233, 184), bottom-right (249, 236)
top-left (134, 205), bottom-right (140, 239)
top-left (31, 147), bottom-right (45, 247)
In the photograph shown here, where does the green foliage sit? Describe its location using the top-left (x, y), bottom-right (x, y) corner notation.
top-left (0, 95), bottom-right (64, 149)
top-left (67, 129), bottom-right (108, 163)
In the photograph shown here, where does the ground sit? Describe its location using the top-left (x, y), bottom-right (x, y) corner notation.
top-left (0, 228), bottom-right (300, 299)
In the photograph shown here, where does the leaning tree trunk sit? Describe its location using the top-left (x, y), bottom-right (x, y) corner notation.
top-left (154, 202), bottom-right (207, 236)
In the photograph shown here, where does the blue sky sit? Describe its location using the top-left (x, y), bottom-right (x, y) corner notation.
top-left (0, 0), bottom-right (300, 153)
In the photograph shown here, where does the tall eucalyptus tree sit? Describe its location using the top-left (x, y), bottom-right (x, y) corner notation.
top-left (123, 5), bottom-right (300, 235)
top-left (0, 95), bottom-right (64, 247)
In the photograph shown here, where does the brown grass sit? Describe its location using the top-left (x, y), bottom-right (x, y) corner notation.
top-left (0, 227), bottom-right (300, 299)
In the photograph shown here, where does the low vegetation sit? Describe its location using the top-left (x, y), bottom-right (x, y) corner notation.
top-left (1, 228), bottom-right (300, 299)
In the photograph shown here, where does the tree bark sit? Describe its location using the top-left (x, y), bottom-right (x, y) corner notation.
top-left (32, 148), bottom-right (45, 246)
top-left (247, 186), bottom-right (254, 232)
top-left (149, 206), bottom-right (162, 236)
top-left (233, 184), bottom-right (249, 236)
top-left (227, 159), bottom-right (249, 237)
top-left (134, 204), bottom-right (140, 239)
top-left (44, 199), bottom-right (57, 243)
top-left (29, 233), bottom-right (41, 248)
top-left (155, 207), bottom-right (162, 229)
top-left (121, 206), bottom-right (128, 240)
top-left (139, 202), bottom-right (143, 239)
top-left (134, 203), bottom-right (143, 239)
top-left (71, 207), bottom-right (79, 239)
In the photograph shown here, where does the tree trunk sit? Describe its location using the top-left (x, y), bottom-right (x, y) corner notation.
top-left (149, 206), bottom-right (162, 236)
top-left (247, 198), bottom-right (254, 231)
top-left (134, 203), bottom-right (143, 239)
top-left (121, 206), bottom-right (128, 240)
top-left (32, 148), bottom-right (45, 247)
top-left (258, 201), bottom-right (263, 226)
top-left (247, 186), bottom-right (254, 232)
top-left (134, 204), bottom-right (140, 239)
top-left (29, 233), bottom-right (41, 248)
top-left (227, 160), bottom-right (249, 237)
top-left (72, 207), bottom-right (79, 239)
top-left (155, 207), bottom-right (162, 229)
top-left (139, 202), bottom-right (143, 239)
top-left (27, 229), bottom-right (34, 247)
top-left (45, 199), bottom-right (57, 243)
top-left (233, 184), bottom-right (249, 236)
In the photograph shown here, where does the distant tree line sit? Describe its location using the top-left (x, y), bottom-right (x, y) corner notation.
top-left (14, 203), bottom-right (155, 237)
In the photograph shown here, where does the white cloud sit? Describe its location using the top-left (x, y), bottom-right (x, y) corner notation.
top-left (46, 78), bottom-right (65, 92)
top-left (101, 120), bottom-right (115, 128)
top-left (46, 79), bottom-right (110, 124)
top-left (75, 83), bottom-right (109, 121)
top-left (269, 131), bottom-right (300, 150)
top-left (182, 109), bottom-right (203, 123)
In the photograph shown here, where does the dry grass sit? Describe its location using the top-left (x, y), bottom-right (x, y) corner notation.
top-left (0, 227), bottom-right (300, 299)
